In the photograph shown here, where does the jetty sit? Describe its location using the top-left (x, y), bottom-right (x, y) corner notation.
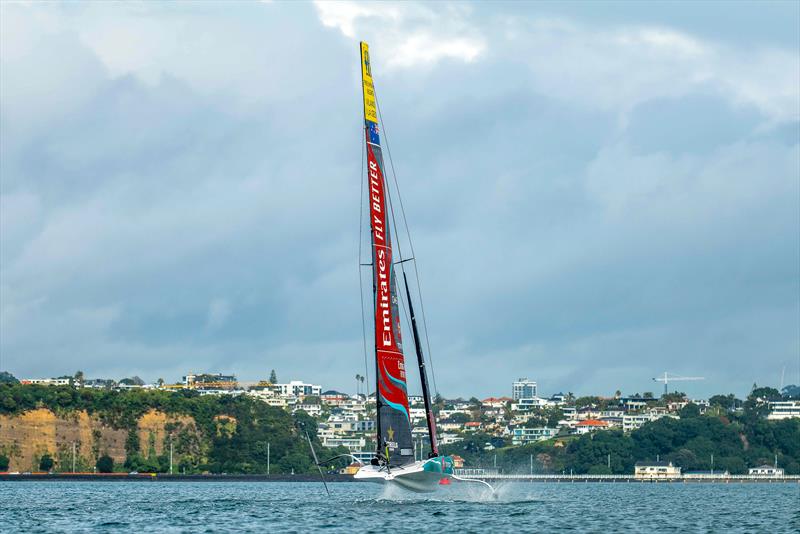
top-left (453, 473), bottom-right (800, 483)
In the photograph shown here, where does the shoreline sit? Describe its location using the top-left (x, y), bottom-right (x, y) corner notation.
top-left (0, 473), bottom-right (357, 482)
top-left (0, 473), bottom-right (797, 483)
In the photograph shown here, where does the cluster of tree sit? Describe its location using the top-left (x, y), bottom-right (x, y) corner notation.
top-left (0, 383), bottom-right (330, 474)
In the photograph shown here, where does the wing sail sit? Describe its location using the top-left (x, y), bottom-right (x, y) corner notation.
top-left (360, 42), bottom-right (414, 465)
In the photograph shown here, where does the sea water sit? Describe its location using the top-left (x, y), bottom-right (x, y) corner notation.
top-left (1, 481), bottom-right (798, 532)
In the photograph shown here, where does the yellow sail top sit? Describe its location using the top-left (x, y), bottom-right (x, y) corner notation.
top-left (360, 42), bottom-right (378, 124)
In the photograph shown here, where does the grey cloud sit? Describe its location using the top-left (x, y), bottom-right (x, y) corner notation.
top-left (1, 3), bottom-right (797, 398)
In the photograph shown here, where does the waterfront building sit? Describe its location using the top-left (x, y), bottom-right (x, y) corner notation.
top-left (512, 378), bottom-right (537, 400)
top-left (767, 400), bottom-right (800, 420)
top-left (634, 461), bottom-right (681, 479)
top-left (748, 465), bottom-right (785, 477)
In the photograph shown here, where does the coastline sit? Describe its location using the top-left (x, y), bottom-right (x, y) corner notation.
top-left (1, 473), bottom-right (797, 483)
top-left (0, 473), bottom-right (357, 482)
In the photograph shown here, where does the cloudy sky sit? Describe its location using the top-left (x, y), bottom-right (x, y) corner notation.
top-left (1, 1), bottom-right (798, 399)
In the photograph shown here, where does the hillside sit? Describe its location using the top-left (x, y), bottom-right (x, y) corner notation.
top-left (0, 384), bottom-right (324, 474)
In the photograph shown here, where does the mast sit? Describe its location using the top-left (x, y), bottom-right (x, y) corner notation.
top-left (402, 272), bottom-right (438, 457)
top-left (360, 41), bottom-right (414, 466)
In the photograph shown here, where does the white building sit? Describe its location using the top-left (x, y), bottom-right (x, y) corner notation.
top-left (293, 403), bottom-right (322, 417)
top-left (322, 436), bottom-right (366, 450)
top-left (767, 400), bottom-right (800, 420)
top-left (21, 378), bottom-right (71, 386)
top-left (275, 381), bottom-right (322, 398)
top-left (512, 378), bottom-right (537, 400)
top-left (512, 397), bottom-right (554, 412)
top-left (748, 465), bottom-right (785, 477)
top-left (409, 408), bottom-right (427, 423)
top-left (634, 461), bottom-right (681, 479)
top-left (511, 427), bottom-right (558, 445)
top-left (438, 433), bottom-right (463, 445)
top-left (623, 412), bottom-right (678, 432)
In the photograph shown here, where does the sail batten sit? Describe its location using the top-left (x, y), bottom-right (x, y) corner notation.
top-left (360, 42), bottom-right (414, 465)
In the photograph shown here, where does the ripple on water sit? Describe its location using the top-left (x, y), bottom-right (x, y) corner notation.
top-left (0, 481), bottom-right (798, 533)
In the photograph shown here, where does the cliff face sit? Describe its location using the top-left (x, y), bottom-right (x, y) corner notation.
top-left (0, 409), bottom-right (196, 472)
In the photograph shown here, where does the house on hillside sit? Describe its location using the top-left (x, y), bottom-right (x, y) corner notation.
top-left (575, 419), bottom-right (609, 434)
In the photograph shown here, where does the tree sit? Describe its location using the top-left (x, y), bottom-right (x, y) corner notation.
top-left (781, 385), bottom-right (800, 399)
top-left (269, 369), bottom-right (277, 384)
top-left (749, 385), bottom-right (781, 401)
top-left (709, 394), bottom-right (738, 411)
top-left (0, 454), bottom-right (9, 471)
top-left (39, 454), bottom-right (54, 472)
top-left (157, 378), bottom-right (165, 388)
top-left (96, 455), bottom-right (114, 473)
top-left (678, 403), bottom-right (701, 418)
top-left (662, 392), bottom-right (687, 403)
top-left (120, 376), bottom-right (145, 386)
top-left (0, 371), bottom-right (19, 384)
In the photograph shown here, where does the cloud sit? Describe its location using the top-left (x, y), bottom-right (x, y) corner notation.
top-left (314, 1), bottom-right (486, 68)
top-left (0, 2), bottom-right (797, 398)
top-left (206, 299), bottom-right (231, 330)
top-left (507, 17), bottom-right (799, 124)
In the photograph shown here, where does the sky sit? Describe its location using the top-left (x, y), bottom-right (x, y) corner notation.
top-left (1, 1), bottom-right (798, 399)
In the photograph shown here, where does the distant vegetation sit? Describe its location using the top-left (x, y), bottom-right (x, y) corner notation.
top-left (0, 383), bottom-right (334, 474)
top-left (443, 392), bottom-right (800, 475)
top-left (1, 379), bottom-right (798, 475)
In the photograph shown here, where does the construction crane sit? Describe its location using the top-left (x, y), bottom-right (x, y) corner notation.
top-left (652, 372), bottom-right (705, 396)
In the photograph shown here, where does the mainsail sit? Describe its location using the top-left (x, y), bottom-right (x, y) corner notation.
top-left (360, 42), bottom-right (414, 465)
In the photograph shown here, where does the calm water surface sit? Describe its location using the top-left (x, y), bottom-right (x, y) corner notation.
top-left (1, 481), bottom-right (798, 532)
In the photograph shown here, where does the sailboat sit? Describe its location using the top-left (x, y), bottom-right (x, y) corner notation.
top-left (352, 41), bottom-right (455, 493)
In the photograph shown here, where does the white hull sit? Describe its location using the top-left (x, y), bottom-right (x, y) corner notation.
top-left (354, 461), bottom-right (449, 493)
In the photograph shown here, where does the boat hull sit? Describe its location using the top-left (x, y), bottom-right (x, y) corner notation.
top-left (354, 457), bottom-right (453, 493)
